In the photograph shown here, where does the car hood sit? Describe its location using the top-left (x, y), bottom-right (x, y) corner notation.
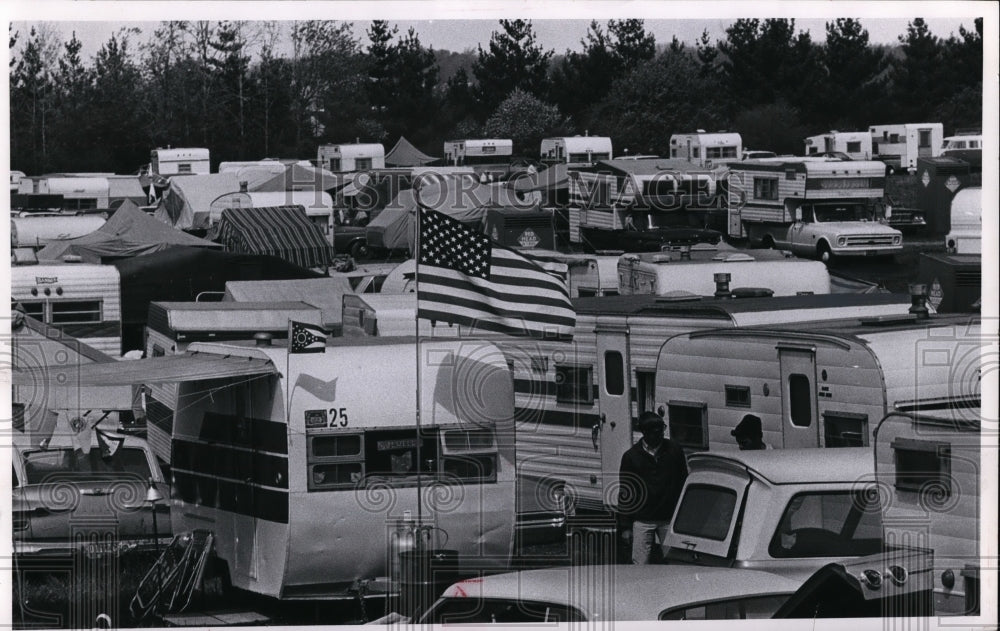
top-left (815, 222), bottom-right (900, 236)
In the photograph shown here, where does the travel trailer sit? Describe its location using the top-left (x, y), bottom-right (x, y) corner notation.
top-left (869, 123), bottom-right (943, 170)
top-left (11, 214), bottom-right (108, 250)
top-left (317, 143), bottom-right (386, 172)
top-left (442, 139), bottom-right (513, 167)
top-left (803, 131), bottom-right (872, 160)
top-left (167, 337), bottom-right (516, 599)
top-left (726, 158), bottom-right (902, 261)
top-left (18, 176), bottom-right (111, 210)
top-left (10, 263), bottom-right (122, 356)
top-left (945, 187), bottom-right (981, 254)
top-left (540, 136), bottom-right (613, 166)
top-left (654, 313), bottom-right (980, 451)
top-left (669, 131), bottom-right (742, 166)
top-left (150, 148), bottom-right (211, 176)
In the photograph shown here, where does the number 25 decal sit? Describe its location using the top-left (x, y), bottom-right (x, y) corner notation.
top-left (328, 407), bottom-right (349, 427)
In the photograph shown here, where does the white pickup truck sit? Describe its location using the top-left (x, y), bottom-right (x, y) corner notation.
top-left (756, 201), bottom-right (903, 262)
top-left (662, 448), bottom-right (883, 582)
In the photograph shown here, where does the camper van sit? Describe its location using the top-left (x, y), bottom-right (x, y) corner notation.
top-left (209, 190), bottom-right (335, 240)
top-left (150, 148), bottom-right (211, 176)
top-left (874, 402), bottom-right (981, 615)
top-left (804, 131), bottom-right (872, 160)
top-left (540, 137), bottom-right (613, 166)
top-left (18, 176), bottom-right (111, 210)
top-left (442, 139), bottom-right (513, 167)
top-left (726, 158), bottom-right (902, 262)
top-left (166, 337), bottom-right (516, 599)
top-left (10, 263), bottom-right (122, 356)
top-left (940, 132), bottom-right (982, 165)
top-left (669, 131), bottom-right (742, 166)
top-left (654, 314), bottom-right (980, 452)
top-left (945, 187), bottom-right (982, 254)
top-left (317, 143), bottom-right (386, 172)
top-left (869, 123), bottom-right (943, 170)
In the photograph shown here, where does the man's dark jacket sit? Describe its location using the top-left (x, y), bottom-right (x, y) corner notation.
top-left (617, 439), bottom-right (688, 529)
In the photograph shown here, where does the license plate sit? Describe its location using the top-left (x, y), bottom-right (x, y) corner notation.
top-left (85, 541), bottom-right (123, 557)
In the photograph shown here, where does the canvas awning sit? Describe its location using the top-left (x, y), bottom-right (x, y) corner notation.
top-left (12, 354), bottom-right (277, 408)
top-left (216, 205), bottom-right (335, 269)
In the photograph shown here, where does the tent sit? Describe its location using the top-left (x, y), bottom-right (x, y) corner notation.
top-left (113, 246), bottom-right (321, 353)
top-left (36, 200), bottom-right (221, 263)
top-left (385, 136), bottom-right (439, 167)
top-left (153, 173), bottom-right (241, 230)
top-left (108, 175), bottom-right (148, 208)
top-left (251, 163), bottom-right (345, 193)
top-left (215, 205), bottom-right (335, 269)
top-left (365, 176), bottom-right (542, 251)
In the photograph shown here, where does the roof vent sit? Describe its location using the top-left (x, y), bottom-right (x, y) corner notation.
top-left (655, 290), bottom-right (702, 303)
top-left (719, 253), bottom-right (755, 262)
top-left (62, 254), bottom-right (83, 263)
top-left (714, 272), bottom-right (732, 298)
top-left (254, 332), bottom-right (273, 346)
top-left (908, 283), bottom-right (930, 320)
top-left (651, 253), bottom-right (672, 263)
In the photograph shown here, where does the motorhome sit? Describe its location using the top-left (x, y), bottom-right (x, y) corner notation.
top-left (873, 402), bottom-right (981, 615)
top-left (540, 136), bottom-right (613, 166)
top-left (945, 187), bottom-right (981, 254)
top-left (150, 148), bottom-right (211, 176)
top-left (869, 123), bottom-right (943, 170)
top-left (654, 313), bottom-right (980, 452)
top-left (726, 158), bottom-right (902, 262)
top-left (317, 143), bottom-right (386, 172)
top-left (803, 131), bottom-right (873, 160)
top-left (164, 337), bottom-right (516, 599)
top-left (442, 139), bottom-right (513, 167)
top-left (669, 131), bottom-right (742, 166)
top-left (209, 190), bottom-right (335, 241)
top-left (10, 263), bottom-right (122, 356)
top-left (18, 176), bottom-right (111, 210)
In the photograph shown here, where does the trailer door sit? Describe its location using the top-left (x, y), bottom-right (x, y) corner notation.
top-left (596, 321), bottom-right (632, 509)
top-left (777, 346), bottom-right (819, 448)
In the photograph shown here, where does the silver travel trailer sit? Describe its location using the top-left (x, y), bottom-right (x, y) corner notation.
top-left (167, 337), bottom-right (516, 599)
top-left (654, 314), bottom-right (981, 452)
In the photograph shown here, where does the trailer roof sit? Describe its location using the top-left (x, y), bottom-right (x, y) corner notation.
top-left (572, 292), bottom-right (907, 317)
top-left (688, 448), bottom-right (874, 484)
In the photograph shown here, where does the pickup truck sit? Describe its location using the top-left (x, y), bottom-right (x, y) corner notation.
top-left (662, 448), bottom-right (882, 582)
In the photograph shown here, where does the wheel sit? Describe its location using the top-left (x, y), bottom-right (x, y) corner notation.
top-left (761, 235), bottom-right (776, 250)
top-left (817, 241), bottom-right (834, 263)
top-left (349, 240), bottom-right (371, 260)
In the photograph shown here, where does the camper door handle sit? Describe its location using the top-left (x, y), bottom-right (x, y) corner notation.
top-left (591, 423), bottom-right (601, 450)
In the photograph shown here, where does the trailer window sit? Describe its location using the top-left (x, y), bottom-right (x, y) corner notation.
top-left (891, 438), bottom-right (952, 497)
top-left (555, 365), bottom-right (593, 404)
top-left (846, 142), bottom-right (862, 154)
top-left (724, 385), bottom-right (751, 408)
top-left (635, 371), bottom-right (656, 418)
top-left (308, 433), bottom-right (364, 491)
top-left (753, 178), bottom-right (778, 200)
top-left (673, 484), bottom-right (737, 541)
top-left (667, 401), bottom-right (708, 450)
top-left (50, 301), bottom-right (102, 324)
top-left (19, 301), bottom-right (45, 320)
top-left (769, 490), bottom-right (882, 558)
top-left (603, 351), bottom-right (625, 396)
top-left (440, 427), bottom-right (498, 483)
top-left (12, 403), bottom-right (26, 432)
top-left (177, 163), bottom-right (192, 174)
top-left (787, 374), bottom-right (812, 427)
top-left (355, 158), bottom-right (373, 171)
top-left (822, 412), bottom-right (868, 447)
top-left (328, 158), bottom-right (342, 171)
top-left (364, 429), bottom-right (437, 485)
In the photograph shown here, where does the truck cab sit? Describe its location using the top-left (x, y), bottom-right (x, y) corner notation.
top-left (662, 449), bottom-right (882, 582)
top-left (786, 201), bottom-right (902, 261)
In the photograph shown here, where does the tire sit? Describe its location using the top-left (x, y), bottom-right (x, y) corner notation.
top-left (817, 241), bottom-right (834, 263)
top-left (761, 235), bottom-right (776, 250)
top-left (349, 240), bottom-right (371, 260)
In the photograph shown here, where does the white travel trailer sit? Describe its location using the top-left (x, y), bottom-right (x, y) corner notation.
top-left (874, 402), bottom-right (981, 615)
top-left (945, 187), bottom-right (981, 254)
top-left (317, 143), bottom-right (386, 172)
top-left (10, 263), bottom-right (122, 356)
top-left (11, 214), bottom-right (107, 250)
top-left (540, 136), bottom-right (613, 166)
top-left (18, 176), bottom-right (111, 210)
top-left (869, 123), bottom-right (943, 170)
top-left (150, 148), bottom-right (211, 176)
top-left (209, 190), bottom-right (335, 240)
top-left (167, 337), bottom-right (516, 599)
top-left (443, 139), bottom-right (513, 166)
top-left (654, 314), bottom-right (980, 452)
top-left (669, 131), bottom-right (742, 166)
top-left (803, 131), bottom-right (872, 160)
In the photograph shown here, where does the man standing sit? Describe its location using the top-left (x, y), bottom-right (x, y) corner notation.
top-left (731, 414), bottom-right (769, 450)
top-left (617, 412), bottom-right (688, 564)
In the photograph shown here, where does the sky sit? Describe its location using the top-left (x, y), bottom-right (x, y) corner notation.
top-left (5, 2), bottom-right (986, 61)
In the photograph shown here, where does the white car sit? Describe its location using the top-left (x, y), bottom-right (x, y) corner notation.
top-left (420, 565), bottom-right (800, 622)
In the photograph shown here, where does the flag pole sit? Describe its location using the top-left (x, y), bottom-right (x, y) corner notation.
top-left (414, 208), bottom-right (424, 550)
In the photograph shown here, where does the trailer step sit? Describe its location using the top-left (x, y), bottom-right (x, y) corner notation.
top-left (160, 610), bottom-right (269, 626)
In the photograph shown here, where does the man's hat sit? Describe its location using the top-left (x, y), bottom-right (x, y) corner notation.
top-left (638, 412), bottom-right (665, 432)
top-left (731, 414), bottom-right (763, 438)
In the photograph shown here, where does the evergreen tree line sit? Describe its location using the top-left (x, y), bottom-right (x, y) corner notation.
top-left (9, 17), bottom-right (983, 175)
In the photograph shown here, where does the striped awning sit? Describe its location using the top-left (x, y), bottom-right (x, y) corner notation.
top-left (217, 205), bottom-right (334, 269)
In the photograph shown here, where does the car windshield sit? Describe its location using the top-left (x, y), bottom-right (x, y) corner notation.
top-left (768, 490), bottom-right (883, 558)
top-left (22, 448), bottom-right (151, 485)
top-left (672, 484), bottom-right (738, 541)
top-left (811, 204), bottom-right (873, 222)
top-left (422, 597), bottom-right (586, 623)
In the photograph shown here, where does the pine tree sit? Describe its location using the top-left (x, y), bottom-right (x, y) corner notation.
top-left (472, 20), bottom-right (553, 120)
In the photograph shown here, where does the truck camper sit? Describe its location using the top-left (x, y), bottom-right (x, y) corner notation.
top-left (804, 131), bottom-right (872, 160)
top-left (669, 131), bottom-right (742, 166)
top-left (317, 143), bottom-right (386, 172)
top-left (540, 136), bottom-right (613, 166)
top-left (654, 313), bottom-right (981, 452)
top-left (165, 336), bottom-right (516, 599)
top-left (869, 123), bottom-right (942, 170)
top-left (150, 148), bottom-right (210, 176)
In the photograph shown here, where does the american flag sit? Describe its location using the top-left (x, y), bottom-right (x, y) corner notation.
top-left (416, 208), bottom-right (575, 339)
